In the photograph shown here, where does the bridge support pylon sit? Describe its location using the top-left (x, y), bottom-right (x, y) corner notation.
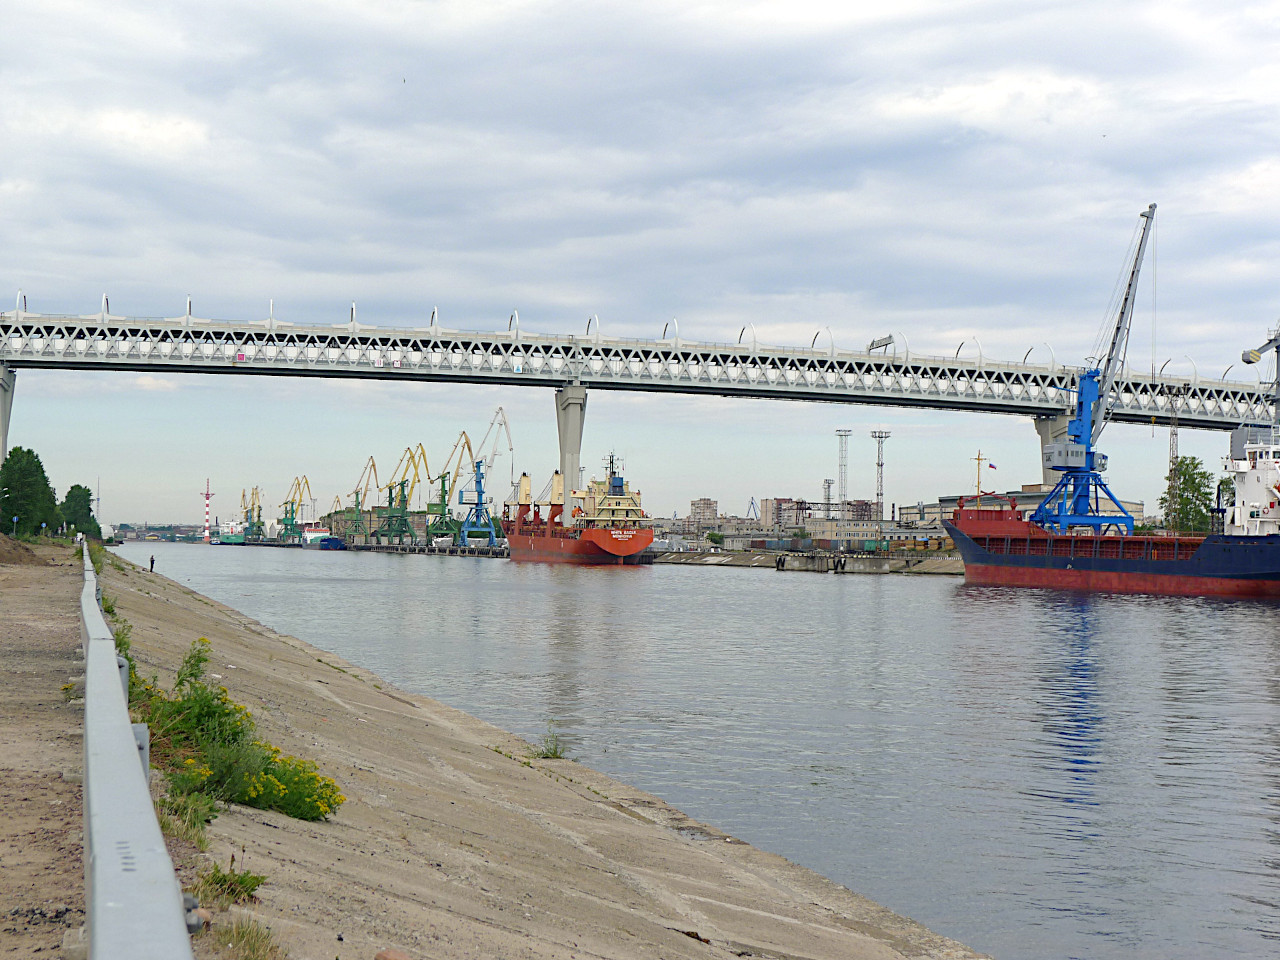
top-left (555, 383), bottom-right (587, 493)
top-left (1034, 414), bottom-right (1072, 487)
top-left (0, 362), bottom-right (14, 464)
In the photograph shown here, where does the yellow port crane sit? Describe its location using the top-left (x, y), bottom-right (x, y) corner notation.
top-left (334, 456), bottom-right (380, 542)
top-left (373, 447), bottom-right (429, 545)
top-left (278, 476), bottom-right (313, 543)
top-left (425, 431), bottom-right (478, 544)
top-left (351, 456), bottom-right (380, 511)
top-left (382, 445), bottom-right (432, 508)
top-left (241, 486), bottom-right (265, 541)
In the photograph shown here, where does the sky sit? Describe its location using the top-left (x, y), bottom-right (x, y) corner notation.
top-left (4, 0), bottom-right (1280, 525)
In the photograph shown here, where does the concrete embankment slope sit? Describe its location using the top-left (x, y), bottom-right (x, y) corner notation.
top-left (100, 553), bottom-right (989, 960)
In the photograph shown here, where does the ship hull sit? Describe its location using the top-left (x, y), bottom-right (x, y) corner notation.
top-left (508, 527), bottom-right (654, 565)
top-left (945, 520), bottom-right (1280, 597)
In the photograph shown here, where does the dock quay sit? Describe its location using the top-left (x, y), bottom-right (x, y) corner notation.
top-left (2, 540), bottom-right (987, 959)
top-left (243, 540), bottom-right (510, 558)
top-left (348, 541), bottom-right (509, 558)
top-left (653, 551), bottom-right (963, 575)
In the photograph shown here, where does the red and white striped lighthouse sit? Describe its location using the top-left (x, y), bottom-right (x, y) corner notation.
top-left (202, 479), bottom-right (214, 543)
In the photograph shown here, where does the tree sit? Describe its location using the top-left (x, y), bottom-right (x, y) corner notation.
top-left (60, 483), bottom-right (102, 539)
top-left (1158, 455), bottom-right (1214, 532)
top-left (0, 447), bottom-right (63, 537)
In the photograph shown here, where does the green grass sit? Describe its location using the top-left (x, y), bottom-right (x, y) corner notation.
top-left (210, 917), bottom-right (288, 960)
top-left (192, 857), bottom-right (267, 908)
top-left (156, 791), bottom-right (218, 851)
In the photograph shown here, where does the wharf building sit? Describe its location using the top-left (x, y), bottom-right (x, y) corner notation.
top-left (758, 497), bottom-right (879, 526)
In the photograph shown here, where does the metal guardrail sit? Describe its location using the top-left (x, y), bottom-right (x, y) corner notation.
top-left (80, 545), bottom-right (194, 959)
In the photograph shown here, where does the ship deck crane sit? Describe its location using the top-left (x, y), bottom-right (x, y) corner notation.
top-left (1030, 203), bottom-right (1156, 535)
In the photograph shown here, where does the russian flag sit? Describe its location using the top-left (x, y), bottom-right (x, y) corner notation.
top-left (988, 463), bottom-right (998, 470)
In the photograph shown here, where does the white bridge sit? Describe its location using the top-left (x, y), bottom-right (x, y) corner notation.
top-left (1, 303), bottom-right (1273, 484)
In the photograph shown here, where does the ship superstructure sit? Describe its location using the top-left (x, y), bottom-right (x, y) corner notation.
top-left (1225, 425), bottom-right (1280, 536)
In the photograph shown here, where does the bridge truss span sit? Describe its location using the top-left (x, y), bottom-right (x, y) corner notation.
top-left (0, 310), bottom-right (1271, 429)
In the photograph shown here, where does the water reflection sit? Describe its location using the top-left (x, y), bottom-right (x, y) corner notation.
top-left (1031, 592), bottom-right (1103, 812)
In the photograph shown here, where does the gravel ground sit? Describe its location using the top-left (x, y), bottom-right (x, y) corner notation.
top-left (0, 546), bottom-right (86, 956)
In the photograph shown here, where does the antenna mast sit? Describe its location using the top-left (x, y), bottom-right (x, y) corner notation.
top-left (871, 430), bottom-right (891, 522)
top-left (836, 429), bottom-right (851, 521)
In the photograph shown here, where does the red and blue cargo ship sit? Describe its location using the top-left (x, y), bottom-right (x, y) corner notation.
top-left (942, 204), bottom-right (1280, 598)
top-left (943, 493), bottom-right (1280, 598)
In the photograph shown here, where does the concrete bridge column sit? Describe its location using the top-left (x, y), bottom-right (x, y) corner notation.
top-left (1033, 414), bottom-right (1071, 486)
top-left (555, 383), bottom-right (587, 493)
top-left (0, 363), bottom-right (14, 465)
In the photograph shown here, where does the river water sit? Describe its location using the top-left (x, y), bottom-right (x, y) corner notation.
top-left (114, 542), bottom-right (1280, 959)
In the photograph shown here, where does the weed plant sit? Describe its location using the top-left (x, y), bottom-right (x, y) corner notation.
top-left (211, 916), bottom-right (288, 960)
top-left (532, 727), bottom-right (567, 759)
top-left (140, 638), bottom-right (345, 821)
top-left (194, 856), bottom-right (267, 907)
top-left (156, 792), bottom-right (218, 851)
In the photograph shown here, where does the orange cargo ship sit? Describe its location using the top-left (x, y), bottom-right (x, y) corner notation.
top-left (505, 457), bottom-right (653, 565)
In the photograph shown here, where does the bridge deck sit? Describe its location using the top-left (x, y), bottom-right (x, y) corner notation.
top-left (2, 311), bottom-right (1270, 428)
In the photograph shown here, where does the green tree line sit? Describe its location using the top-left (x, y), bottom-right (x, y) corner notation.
top-left (0, 446), bottom-right (102, 539)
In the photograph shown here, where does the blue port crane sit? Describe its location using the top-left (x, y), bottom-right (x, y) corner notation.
top-left (1030, 203), bottom-right (1157, 535)
top-left (454, 407), bottom-right (512, 546)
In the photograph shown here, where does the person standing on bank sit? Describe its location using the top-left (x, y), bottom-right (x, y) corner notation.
top-left (150, 555), bottom-right (155, 572)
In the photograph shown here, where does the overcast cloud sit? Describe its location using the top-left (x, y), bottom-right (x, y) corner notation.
top-left (4, 0), bottom-right (1280, 522)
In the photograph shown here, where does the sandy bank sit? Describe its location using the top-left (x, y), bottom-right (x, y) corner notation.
top-left (0, 547), bottom-right (86, 955)
top-left (98, 551), bottom-right (988, 960)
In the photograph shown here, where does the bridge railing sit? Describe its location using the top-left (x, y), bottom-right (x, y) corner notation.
top-left (79, 543), bottom-right (194, 959)
top-left (3, 310), bottom-right (1270, 427)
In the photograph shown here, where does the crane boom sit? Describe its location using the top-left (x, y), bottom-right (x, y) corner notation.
top-left (1094, 202), bottom-right (1156, 444)
top-left (1241, 327), bottom-right (1280, 425)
